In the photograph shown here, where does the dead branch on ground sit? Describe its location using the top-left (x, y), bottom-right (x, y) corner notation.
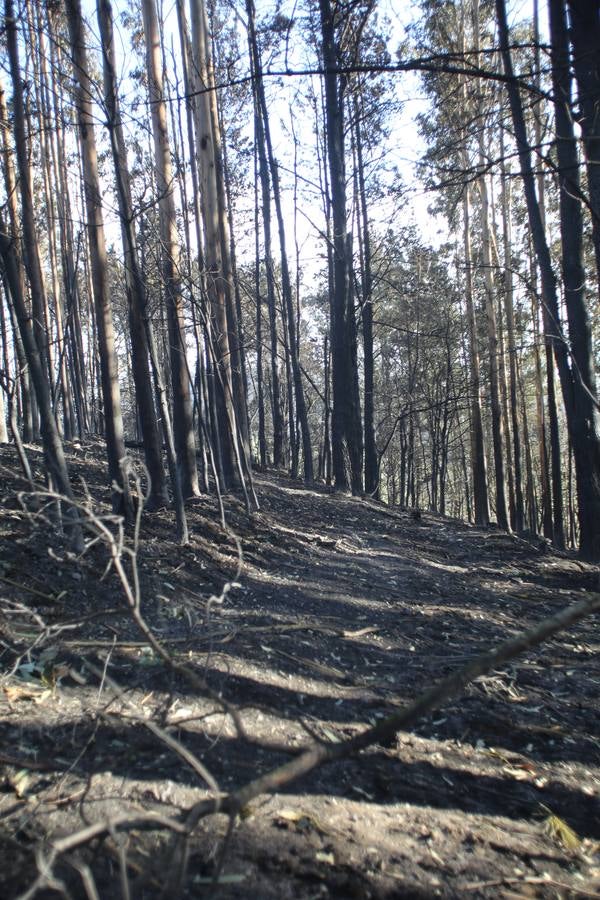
top-left (8, 478), bottom-right (600, 897)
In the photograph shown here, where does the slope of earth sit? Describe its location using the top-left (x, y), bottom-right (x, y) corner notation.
top-left (0, 441), bottom-right (599, 899)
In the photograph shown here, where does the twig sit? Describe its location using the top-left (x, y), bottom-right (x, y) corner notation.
top-left (67, 860), bottom-right (100, 900)
top-left (0, 754), bottom-right (65, 772)
top-left (0, 575), bottom-right (57, 601)
top-left (16, 485), bottom-right (248, 742)
top-left (463, 876), bottom-right (600, 896)
top-left (84, 659), bottom-right (220, 794)
top-left (14, 476), bottom-right (600, 899)
top-left (108, 822), bottom-right (131, 900)
top-left (182, 590), bottom-right (600, 828)
top-left (62, 637), bottom-right (194, 648)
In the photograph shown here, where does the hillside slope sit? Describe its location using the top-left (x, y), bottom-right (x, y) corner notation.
top-left (0, 442), bottom-right (599, 898)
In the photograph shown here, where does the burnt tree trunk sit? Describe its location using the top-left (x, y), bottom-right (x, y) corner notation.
top-left (319, 0), bottom-right (363, 493)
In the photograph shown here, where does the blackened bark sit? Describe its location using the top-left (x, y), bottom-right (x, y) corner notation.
top-left (567, 0), bottom-right (600, 289)
top-left (142, 0), bottom-right (199, 499)
top-left (5, 0), bottom-right (51, 385)
top-left (499, 148), bottom-right (524, 533)
top-left (463, 185), bottom-right (490, 526)
top-left (354, 101), bottom-right (378, 496)
top-left (246, 0), bottom-right (313, 481)
top-left (97, 0), bottom-right (176, 517)
top-left (0, 77), bottom-right (34, 442)
top-left (319, 0), bottom-right (363, 493)
top-left (65, 0), bottom-right (132, 519)
top-left (251, 57), bottom-right (285, 468)
top-left (0, 208), bottom-right (81, 548)
top-left (253, 149), bottom-right (267, 470)
top-left (497, 0), bottom-right (600, 560)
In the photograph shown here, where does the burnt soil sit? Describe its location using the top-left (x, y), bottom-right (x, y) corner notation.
top-left (0, 440), bottom-right (599, 899)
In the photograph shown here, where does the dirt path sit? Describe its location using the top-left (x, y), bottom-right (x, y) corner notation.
top-left (0, 446), bottom-right (599, 898)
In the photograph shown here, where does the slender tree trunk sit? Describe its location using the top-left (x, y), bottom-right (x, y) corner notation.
top-left (191, 0), bottom-right (256, 510)
top-left (263, 108), bottom-right (312, 479)
top-left (477, 164), bottom-right (510, 530)
top-left (65, 0), bottom-right (132, 518)
top-left (319, 0), bottom-right (363, 493)
top-left (0, 204), bottom-right (81, 546)
top-left (323, 334), bottom-right (332, 484)
top-left (0, 287), bottom-right (11, 444)
top-left (567, 0), bottom-right (600, 289)
top-left (499, 130), bottom-right (525, 533)
top-left (462, 184), bottom-right (490, 525)
top-left (0, 77), bottom-right (34, 442)
top-left (548, 0), bottom-right (585, 550)
top-left (497, 0), bottom-right (600, 560)
top-left (5, 0), bottom-right (51, 390)
top-left (471, 0), bottom-right (509, 529)
top-left (531, 0), bottom-right (563, 543)
top-left (253, 145), bottom-right (267, 470)
top-left (496, 283), bottom-right (516, 526)
top-left (187, 0), bottom-right (239, 485)
top-left (173, 64), bottom-right (212, 495)
top-left (208, 30), bottom-right (251, 460)
top-left (47, 18), bottom-right (89, 437)
top-left (39, 11), bottom-right (77, 442)
top-left (173, 0), bottom-right (216, 493)
top-left (529, 0), bottom-right (562, 540)
top-left (30, 5), bottom-right (74, 440)
top-left (141, 0), bottom-right (199, 499)
top-left (354, 97), bottom-right (378, 496)
top-left (245, 0), bottom-right (313, 480)
top-left (251, 55), bottom-right (284, 468)
top-left (97, 0), bottom-right (172, 513)
top-left (519, 370), bottom-right (538, 532)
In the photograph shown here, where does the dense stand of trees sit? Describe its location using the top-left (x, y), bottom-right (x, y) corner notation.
top-left (0, 0), bottom-right (599, 559)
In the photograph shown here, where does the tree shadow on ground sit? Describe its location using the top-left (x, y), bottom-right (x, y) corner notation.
top-left (1, 715), bottom-right (598, 843)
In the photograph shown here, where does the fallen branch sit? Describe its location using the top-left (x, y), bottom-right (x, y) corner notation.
top-left (183, 590), bottom-right (600, 827)
top-left (13, 478), bottom-right (600, 897)
top-left (59, 588), bottom-right (598, 893)
top-left (18, 813), bottom-right (189, 900)
top-left (84, 659), bottom-right (220, 794)
top-left (20, 584), bottom-right (600, 895)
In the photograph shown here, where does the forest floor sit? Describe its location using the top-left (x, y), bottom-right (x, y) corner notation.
top-left (0, 440), bottom-right (599, 899)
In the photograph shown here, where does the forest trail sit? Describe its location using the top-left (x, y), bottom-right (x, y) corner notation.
top-left (0, 443), bottom-right (599, 898)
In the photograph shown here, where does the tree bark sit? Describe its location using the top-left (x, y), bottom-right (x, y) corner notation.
top-left (5, 0), bottom-right (51, 392)
top-left (0, 76), bottom-right (34, 442)
top-left (353, 96), bottom-right (378, 497)
top-left (65, 0), bottom-right (132, 519)
top-left (29, 2), bottom-right (74, 440)
top-left (477, 162), bottom-right (510, 530)
top-left (250, 41), bottom-right (284, 469)
top-left (187, 0), bottom-right (240, 486)
top-left (567, 0), bottom-right (600, 290)
top-left (253, 143), bottom-right (267, 470)
top-left (246, 0), bottom-right (313, 481)
top-left (141, 0), bottom-right (199, 499)
top-left (497, 0), bottom-right (600, 560)
top-left (319, 0), bottom-right (363, 493)
top-left (499, 147), bottom-right (524, 533)
top-left (0, 205), bottom-right (81, 548)
top-left (97, 0), bottom-right (173, 514)
top-left (462, 183), bottom-right (490, 526)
